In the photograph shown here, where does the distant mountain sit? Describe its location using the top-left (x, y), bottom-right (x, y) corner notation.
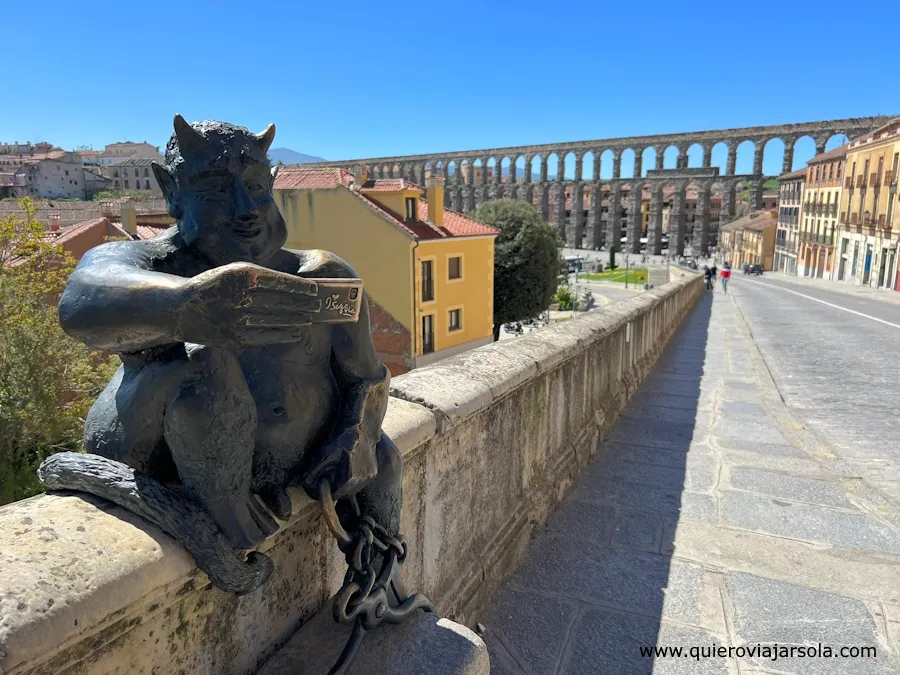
top-left (269, 148), bottom-right (326, 165)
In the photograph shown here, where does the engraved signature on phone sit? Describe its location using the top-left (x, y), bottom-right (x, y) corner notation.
top-left (324, 294), bottom-right (357, 318)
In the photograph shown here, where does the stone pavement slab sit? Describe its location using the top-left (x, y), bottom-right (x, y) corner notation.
top-left (479, 291), bottom-right (900, 674)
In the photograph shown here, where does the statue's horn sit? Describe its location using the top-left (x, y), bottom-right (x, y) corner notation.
top-left (257, 123), bottom-right (276, 153)
top-left (173, 114), bottom-right (206, 153)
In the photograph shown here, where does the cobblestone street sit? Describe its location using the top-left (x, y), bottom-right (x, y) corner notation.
top-left (480, 279), bottom-right (900, 674)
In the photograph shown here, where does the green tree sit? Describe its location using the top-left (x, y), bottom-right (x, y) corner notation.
top-left (473, 199), bottom-right (562, 341)
top-left (0, 198), bottom-right (118, 504)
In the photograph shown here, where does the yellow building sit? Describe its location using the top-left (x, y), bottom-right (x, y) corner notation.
top-left (719, 210), bottom-right (777, 270)
top-left (835, 118), bottom-right (900, 290)
top-left (798, 145), bottom-right (845, 279)
top-left (274, 167), bottom-right (498, 374)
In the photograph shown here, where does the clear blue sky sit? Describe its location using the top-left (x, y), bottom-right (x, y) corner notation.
top-left (5, 0), bottom-right (899, 178)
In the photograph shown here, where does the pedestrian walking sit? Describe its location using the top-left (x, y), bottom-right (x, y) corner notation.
top-left (709, 262), bottom-right (718, 289)
top-left (720, 262), bottom-right (731, 293)
top-left (703, 265), bottom-right (713, 291)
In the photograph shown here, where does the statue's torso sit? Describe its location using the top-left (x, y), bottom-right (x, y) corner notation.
top-left (140, 237), bottom-right (341, 483)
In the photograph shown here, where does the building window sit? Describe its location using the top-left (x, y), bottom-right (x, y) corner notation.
top-left (405, 197), bottom-right (416, 221)
top-left (145, 180), bottom-right (150, 189)
top-left (124, 168), bottom-right (129, 177)
top-left (421, 314), bottom-right (434, 354)
top-left (124, 180), bottom-right (129, 189)
top-left (836, 163), bottom-right (841, 180)
top-left (828, 164), bottom-right (833, 180)
top-left (421, 260), bottom-right (434, 302)
top-left (113, 168), bottom-right (119, 177)
top-left (143, 168), bottom-right (149, 177)
top-left (448, 308), bottom-right (461, 331)
top-left (114, 180), bottom-right (120, 187)
top-left (448, 256), bottom-right (462, 280)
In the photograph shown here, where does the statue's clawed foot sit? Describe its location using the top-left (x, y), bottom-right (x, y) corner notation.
top-left (205, 493), bottom-right (280, 549)
top-left (259, 485), bottom-right (293, 521)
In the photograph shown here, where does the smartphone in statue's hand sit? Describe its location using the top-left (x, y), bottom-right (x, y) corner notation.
top-left (307, 277), bottom-right (364, 324)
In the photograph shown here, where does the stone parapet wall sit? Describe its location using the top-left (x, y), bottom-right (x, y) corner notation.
top-left (0, 269), bottom-right (703, 675)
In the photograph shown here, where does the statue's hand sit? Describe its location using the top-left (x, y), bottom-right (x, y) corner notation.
top-left (303, 427), bottom-right (378, 501)
top-left (175, 263), bottom-right (321, 348)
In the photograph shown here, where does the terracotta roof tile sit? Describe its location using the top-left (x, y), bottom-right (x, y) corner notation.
top-left (358, 179), bottom-right (423, 193)
top-left (135, 224), bottom-right (170, 240)
top-left (807, 144), bottom-right (848, 164)
top-left (720, 210), bottom-right (777, 232)
top-left (274, 167), bottom-right (355, 190)
top-left (49, 217), bottom-right (112, 244)
top-left (348, 190), bottom-right (444, 240)
top-left (778, 167), bottom-right (807, 181)
top-left (417, 199), bottom-right (498, 237)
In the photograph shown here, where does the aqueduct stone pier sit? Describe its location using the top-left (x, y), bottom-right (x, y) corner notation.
top-left (303, 116), bottom-right (895, 254)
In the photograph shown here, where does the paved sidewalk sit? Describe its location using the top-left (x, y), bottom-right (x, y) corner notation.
top-left (764, 271), bottom-right (900, 306)
top-left (480, 289), bottom-right (900, 674)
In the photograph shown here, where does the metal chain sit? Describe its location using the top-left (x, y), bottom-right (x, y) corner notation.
top-left (317, 479), bottom-right (434, 675)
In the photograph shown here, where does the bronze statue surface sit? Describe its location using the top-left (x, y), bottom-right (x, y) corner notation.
top-left (37, 117), bottom-right (427, 639)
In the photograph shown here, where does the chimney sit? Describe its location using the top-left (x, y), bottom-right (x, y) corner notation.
top-left (48, 214), bottom-right (60, 232)
top-left (427, 175), bottom-right (444, 226)
top-left (119, 199), bottom-right (137, 236)
top-left (358, 165), bottom-right (369, 185)
top-left (100, 200), bottom-right (115, 218)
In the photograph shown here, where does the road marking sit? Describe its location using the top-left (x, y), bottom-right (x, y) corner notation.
top-left (598, 294), bottom-right (611, 306)
top-left (742, 278), bottom-right (900, 330)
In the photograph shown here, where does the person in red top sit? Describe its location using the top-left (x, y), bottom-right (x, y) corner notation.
top-left (720, 262), bottom-right (732, 293)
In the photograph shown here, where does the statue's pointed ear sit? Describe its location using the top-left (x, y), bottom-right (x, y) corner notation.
top-left (271, 164), bottom-right (279, 180)
top-left (257, 123), bottom-right (276, 153)
top-left (152, 162), bottom-right (180, 216)
top-left (173, 113), bottom-right (205, 154)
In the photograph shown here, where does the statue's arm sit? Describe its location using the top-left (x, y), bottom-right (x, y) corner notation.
top-left (58, 241), bottom-right (186, 353)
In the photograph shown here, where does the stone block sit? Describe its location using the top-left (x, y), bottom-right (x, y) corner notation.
top-left (729, 467), bottom-right (856, 509)
top-left (383, 397), bottom-right (437, 451)
top-left (482, 588), bottom-right (577, 675)
top-left (727, 573), bottom-right (898, 675)
top-left (722, 491), bottom-right (900, 554)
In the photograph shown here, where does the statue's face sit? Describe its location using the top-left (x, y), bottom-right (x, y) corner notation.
top-left (161, 127), bottom-right (286, 266)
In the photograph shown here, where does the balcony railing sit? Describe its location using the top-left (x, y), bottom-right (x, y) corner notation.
top-left (844, 177), bottom-right (853, 189)
top-left (870, 173), bottom-right (879, 187)
top-left (856, 175), bottom-right (866, 188)
top-left (885, 170), bottom-right (894, 186)
top-left (801, 232), bottom-right (835, 246)
top-left (878, 214), bottom-right (887, 228)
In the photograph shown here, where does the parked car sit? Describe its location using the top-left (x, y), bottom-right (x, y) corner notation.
top-left (748, 264), bottom-right (763, 275)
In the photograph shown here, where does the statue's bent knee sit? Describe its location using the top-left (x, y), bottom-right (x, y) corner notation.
top-left (164, 346), bottom-right (257, 500)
